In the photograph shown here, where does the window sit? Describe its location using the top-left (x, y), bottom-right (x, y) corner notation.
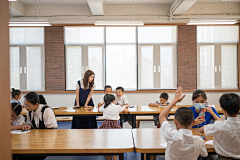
top-left (10, 27), bottom-right (45, 91)
top-left (65, 26), bottom-right (178, 91)
top-left (65, 27), bottom-right (104, 90)
top-left (197, 26), bottom-right (239, 89)
top-left (138, 26), bottom-right (177, 89)
top-left (106, 27), bottom-right (137, 90)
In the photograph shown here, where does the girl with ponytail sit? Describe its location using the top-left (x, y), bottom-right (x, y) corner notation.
top-left (98, 94), bottom-right (129, 129)
top-left (11, 103), bottom-right (25, 130)
top-left (11, 88), bottom-right (23, 107)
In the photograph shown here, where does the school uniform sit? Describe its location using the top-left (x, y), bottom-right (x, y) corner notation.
top-left (71, 80), bottom-right (97, 129)
top-left (99, 103), bottom-right (125, 129)
top-left (204, 117), bottom-right (240, 160)
top-left (189, 106), bottom-right (221, 128)
top-left (12, 115), bottom-right (25, 126)
top-left (11, 99), bottom-right (21, 105)
top-left (115, 94), bottom-right (131, 123)
top-left (161, 121), bottom-right (208, 160)
top-left (26, 104), bottom-right (57, 129)
top-left (151, 99), bottom-right (170, 126)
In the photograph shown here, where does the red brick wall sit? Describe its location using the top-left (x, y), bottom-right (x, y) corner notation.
top-left (45, 26), bottom-right (65, 91)
top-left (177, 25), bottom-right (197, 90)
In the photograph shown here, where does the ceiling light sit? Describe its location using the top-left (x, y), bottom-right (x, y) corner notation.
top-left (9, 21), bottom-right (52, 26)
top-left (94, 21), bottom-right (144, 25)
top-left (186, 20), bottom-right (238, 25)
top-left (8, 0), bottom-right (17, 1)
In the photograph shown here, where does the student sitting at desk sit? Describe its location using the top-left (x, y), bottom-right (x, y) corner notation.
top-left (149, 92), bottom-right (170, 127)
top-left (98, 85), bottom-right (113, 108)
top-left (11, 103), bottom-right (25, 130)
top-left (98, 94), bottom-right (128, 129)
top-left (200, 93), bottom-right (240, 160)
top-left (159, 86), bottom-right (208, 160)
top-left (189, 90), bottom-right (222, 128)
top-left (22, 92), bottom-right (57, 130)
top-left (115, 86), bottom-right (132, 126)
top-left (11, 88), bottom-right (23, 107)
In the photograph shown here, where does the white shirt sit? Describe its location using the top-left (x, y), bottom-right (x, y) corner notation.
top-left (12, 115), bottom-right (25, 126)
top-left (26, 104), bottom-right (58, 129)
top-left (204, 117), bottom-right (240, 159)
top-left (99, 103), bottom-right (124, 120)
top-left (161, 121), bottom-right (208, 160)
top-left (76, 80), bottom-right (95, 90)
top-left (151, 99), bottom-right (170, 106)
top-left (115, 94), bottom-right (129, 106)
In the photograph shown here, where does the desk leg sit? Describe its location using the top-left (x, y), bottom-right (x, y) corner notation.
top-left (132, 114), bottom-right (136, 129)
top-left (146, 153), bottom-right (151, 160)
top-left (119, 153), bottom-right (124, 160)
top-left (141, 153), bottom-right (145, 160)
top-left (120, 115), bottom-right (123, 127)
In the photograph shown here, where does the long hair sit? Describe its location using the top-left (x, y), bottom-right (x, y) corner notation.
top-left (104, 94), bottom-right (115, 108)
top-left (83, 70), bottom-right (95, 90)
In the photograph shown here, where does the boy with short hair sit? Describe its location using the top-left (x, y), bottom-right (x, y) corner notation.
top-left (200, 93), bottom-right (240, 160)
top-left (160, 87), bottom-right (208, 160)
top-left (149, 92), bottom-right (170, 127)
top-left (115, 86), bottom-right (132, 126)
top-left (98, 85), bottom-right (113, 108)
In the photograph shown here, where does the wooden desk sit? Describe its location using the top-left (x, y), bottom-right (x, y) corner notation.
top-left (128, 105), bottom-right (225, 128)
top-left (12, 129), bottom-right (134, 160)
top-left (132, 128), bottom-right (214, 160)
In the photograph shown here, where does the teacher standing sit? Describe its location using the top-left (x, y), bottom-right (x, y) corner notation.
top-left (71, 70), bottom-right (97, 129)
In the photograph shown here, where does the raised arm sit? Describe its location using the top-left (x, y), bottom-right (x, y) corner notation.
top-left (159, 87), bottom-right (185, 125)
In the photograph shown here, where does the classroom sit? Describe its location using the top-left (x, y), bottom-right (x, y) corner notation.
top-left (1, 0), bottom-right (240, 160)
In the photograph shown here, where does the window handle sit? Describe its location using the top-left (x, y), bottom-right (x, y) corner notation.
top-left (158, 66), bottom-right (160, 72)
top-left (215, 66), bottom-right (218, 72)
top-left (219, 65), bottom-right (221, 72)
top-left (154, 66), bottom-right (156, 73)
top-left (20, 67), bottom-right (22, 74)
top-left (24, 67), bottom-right (27, 74)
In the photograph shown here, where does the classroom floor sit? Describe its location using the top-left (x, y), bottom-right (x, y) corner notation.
top-left (45, 121), bottom-right (166, 160)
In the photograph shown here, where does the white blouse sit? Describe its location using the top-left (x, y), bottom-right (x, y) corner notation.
top-left (99, 103), bottom-right (125, 120)
top-left (12, 115), bottom-right (25, 126)
top-left (76, 80), bottom-right (95, 90)
top-left (26, 104), bottom-right (58, 129)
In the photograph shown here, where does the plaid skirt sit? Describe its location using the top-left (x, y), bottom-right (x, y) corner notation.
top-left (99, 119), bottom-right (122, 129)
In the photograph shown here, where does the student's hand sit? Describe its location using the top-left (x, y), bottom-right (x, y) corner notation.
top-left (205, 107), bottom-right (213, 114)
top-left (85, 106), bottom-right (92, 108)
top-left (161, 104), bottom-right (167, 106)
top-left (173, 86), bottom-right (185, 103)
top-left (22, 125), bottom-right (31, 130)
top-left (194, 116), bottom-right (205, 126)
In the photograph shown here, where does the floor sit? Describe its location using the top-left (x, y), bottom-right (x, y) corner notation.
top-left (45, 120), bottom-right (166, 160)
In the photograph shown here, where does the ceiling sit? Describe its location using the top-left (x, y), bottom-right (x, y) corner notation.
top-left (19, 0), bottom-right (240, 5)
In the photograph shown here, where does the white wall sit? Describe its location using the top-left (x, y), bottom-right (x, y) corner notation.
top-left (20, 91), bottom-right (240, 107)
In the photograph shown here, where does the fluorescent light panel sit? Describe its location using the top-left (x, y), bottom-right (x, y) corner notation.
top-left (187, 20), bottom-right (238, 25)
top-left (9, 22), bottom-right (52, 26)
top-left (95, 21), bottom-right (144, 25)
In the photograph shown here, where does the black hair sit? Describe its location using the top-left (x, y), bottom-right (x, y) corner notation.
top-left (104, 94), bottom-right (115, 108)
top-left (24, 92), bottom-right (39, 105)
top-left (104, 85), bottom-right (112, 91)
top-left (219, 93), bottom-right (240, 116)
top-left (175, 107), bottom-right (194, 128)
top-left (160, 93), bottom-right (169, 100)
top-left (192, 90), bottom-right (207, 101)
top-left (12, 103), bottom-right (22, 115)
top-left (12, 88), bottom-right (21, 99)
top-left (39, 94), bottom-right (47, 105)
top-left (116, 86), bottom-right (124, 92)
